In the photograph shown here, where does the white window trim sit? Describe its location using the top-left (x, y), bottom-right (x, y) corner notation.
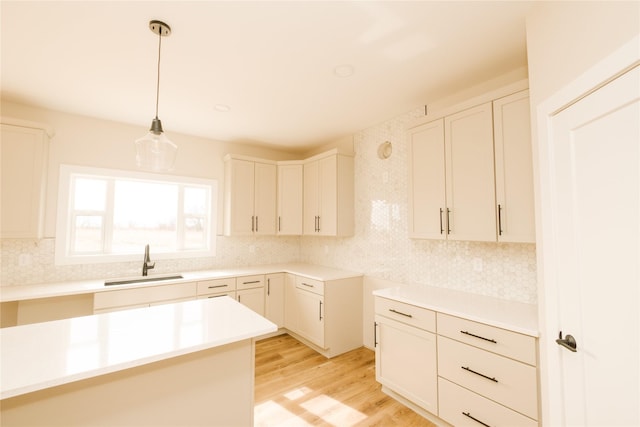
top-left (55, 164), bottom-right (218, 266)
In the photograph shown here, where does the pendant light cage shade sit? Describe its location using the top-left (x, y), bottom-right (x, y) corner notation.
top-left (135, 19), bottom-right (177, 172)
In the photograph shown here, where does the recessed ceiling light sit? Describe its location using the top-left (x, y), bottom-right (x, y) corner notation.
top-left (333, 64), bottom-right (355, 78)
top-left (214, 104), bottom-right (231, 112)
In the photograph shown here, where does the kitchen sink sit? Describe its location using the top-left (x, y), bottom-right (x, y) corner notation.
top-left (104, 275), bottom-right (184, 286)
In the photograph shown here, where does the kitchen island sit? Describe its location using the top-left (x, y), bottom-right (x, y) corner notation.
top-left (0, 296), bottom-right (276, 426)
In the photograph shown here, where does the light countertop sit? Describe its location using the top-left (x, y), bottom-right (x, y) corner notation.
top-left (0, 296), bottom-right (277, 399)
top-left (0, 263), bottom-right (363, 303)
top-left (374, 286), bottom-right (538, 337)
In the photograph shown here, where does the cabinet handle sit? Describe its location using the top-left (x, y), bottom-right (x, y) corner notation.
top-left (374, 322), bottom-right (378, 347)
top-left (256, 216), bottom-right (258, 232)
top-left (498, 204), bottom-right (503, 236)
top-left (207, 284), bottom-right (228, 289)
top-left (389, 308), bottom-right (413, 318)
top-left (439, 208), bottom-right (444, 234)
top-left (317, 216), bottom-right (320, 232)
top-left (446, 208), bottom-right (451, 234)
top-left (460, 330), bottom-right (497, 344)
top-left (251, 216), bottom-right (255, 232)
top-left (461, 366), bottom-right (498, 383)
top-left (462, 412), bottom-right (492, 427)
top-left (300, 282), bottom-right (314, 288)
top-left (207, 294), bottom-right (226, 298)
top-left (267, 278), bottom-right (270, 296)
top-left (319, 301), bottom-right (323, 321)
top-left (278, 216), bottom-right (281, 232)
top-left (242, 280), bottom-right (260, 285)
top-left (237, 295), bottom-right (241, 302)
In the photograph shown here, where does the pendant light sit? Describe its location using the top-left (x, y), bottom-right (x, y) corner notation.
top-left (135, 20), bottom-right (177, 171)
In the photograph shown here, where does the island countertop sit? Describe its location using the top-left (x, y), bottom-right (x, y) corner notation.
top-left (1, 296), bottom-right (276, 399)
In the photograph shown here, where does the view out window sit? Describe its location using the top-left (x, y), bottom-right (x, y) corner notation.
top-left (55, 165), bottom-right (217, 265)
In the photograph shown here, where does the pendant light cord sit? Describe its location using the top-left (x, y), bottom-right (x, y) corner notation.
top-left (155, 29), bottom-right (162, 120)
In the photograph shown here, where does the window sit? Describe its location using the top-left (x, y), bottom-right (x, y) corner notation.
top-left (55, 165), bottom-right (217, 265)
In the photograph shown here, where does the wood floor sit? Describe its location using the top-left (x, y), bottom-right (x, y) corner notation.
top-left (254, 334), bottom-right (435, 427)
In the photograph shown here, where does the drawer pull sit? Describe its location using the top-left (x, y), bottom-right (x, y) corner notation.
top-left (300, 282), bottom-right (314, 288)
top-left (389, 309), bottom-right (413, 318)
top-left (208, 284), bottom-right (228, 289)
top-left (242, 280), bottom-right (260, 285)
top-left (460, 330), bottom-right (497, 344)
top-left (461, 366), bottom-right (498, 383)
top-left (462, 411), bottom-right (492, 427)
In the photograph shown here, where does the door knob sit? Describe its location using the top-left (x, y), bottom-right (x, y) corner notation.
top-left (556, 331), bottom-right (577, 352)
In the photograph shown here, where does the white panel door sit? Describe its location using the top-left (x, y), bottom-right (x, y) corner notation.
top-left (277, 163), bottom-right (303, 235)
top-left (549, 65), bottom-right (639, 426)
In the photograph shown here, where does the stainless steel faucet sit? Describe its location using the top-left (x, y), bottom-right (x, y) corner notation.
top-left (142, 244), bottom-right (155, 276)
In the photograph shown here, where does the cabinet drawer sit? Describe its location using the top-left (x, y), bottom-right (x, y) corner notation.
top-left (295, 276), bottom-right (324, 295)
top-left (438, 377), bottom-right (538, 426)
top-left (94, 282), bottom-right (197, 311)
top-left (438, 312), bottom-right (537, 365)
top-left (437, 335), bottom-right (538, 419)
top-left (236, 275), bottom-right (264, 290)
top-left (197, 292), bottom-right (235, 300)
top-left (197, 278), bottom-right (236, 295)
top-left (375, 297), bottom-right (436, 333)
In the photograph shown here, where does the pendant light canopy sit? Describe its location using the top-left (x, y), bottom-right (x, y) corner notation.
top-left (135, 20), bottom-right (177, 171)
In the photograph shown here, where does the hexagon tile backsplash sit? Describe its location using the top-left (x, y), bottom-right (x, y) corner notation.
top-left (1, 107), bottom-right (537, 304)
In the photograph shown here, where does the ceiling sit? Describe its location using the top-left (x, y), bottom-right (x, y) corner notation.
top-left (1, 1), bottom-right (532, 153)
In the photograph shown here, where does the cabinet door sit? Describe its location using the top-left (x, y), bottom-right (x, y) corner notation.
top-left (445, 102), bottom-right (497, 241)
top-left (317, 155), bottom-right (337, 236)
top-left (296, 288), bottom-right (325, 348)
top-left (303, 160), bottom-right (319, 235)
top-left (493, 90), bottom-right (535, 243)
top-left (1, 124), bottom-right (48, 238)
top-left (277, 163), bottom-right (303, 235)
top-left (237, 287), bottom-right (265, 317)
top-left (254, 162), bottom-right (277, 235)
top-left (375, 315), bottom-right (438, 415)
top-left (224, 159), bottom-right (255, 235)
top-left (265, 273), bottom-right (285, 328)
top-left (408, 120), bottom-right (446, 239)
top-left (283, 273), bottom-right (299, 333)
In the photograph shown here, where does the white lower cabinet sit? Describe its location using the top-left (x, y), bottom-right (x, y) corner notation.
top-left (94, 282), bottom-right (197, 313)
top-left (295, 283), bottom-right (325, 348)
top-left (374, 296), bottom-right (539, 426)
top-left (265, 273), bottom-right (285, 327)
top-left (375, 314), bottom-right (438, 415)
top-left (285, 274), bottom-right (362, 358)
top-left (235, 275), bottom-right (265, 316)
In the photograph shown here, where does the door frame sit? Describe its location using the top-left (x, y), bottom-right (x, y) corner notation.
top-left (532, 35), bottom-right (639, 426)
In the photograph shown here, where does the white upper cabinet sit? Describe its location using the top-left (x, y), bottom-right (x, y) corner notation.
top-left (303, 151), bottom-right (354, 237)
top-left (445, 102), bottom-right (497, 241)
top-left (493, 90), bottom-right (535, 243)
top-left (408, 103), bottom-right (496, 241)
top-left (408, 83), bottom-right (535, 243)
top-left (276, 162), bottom-right (303, 235)
top-left (1, 122), bottom-right (49, 239)
top-left (408, 120), bottom-right (446, 240)
top-left (223, 156), bottom-right (276, 236)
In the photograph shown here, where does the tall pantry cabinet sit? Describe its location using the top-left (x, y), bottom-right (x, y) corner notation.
top-left (408, 87), bottom-right (535, 243)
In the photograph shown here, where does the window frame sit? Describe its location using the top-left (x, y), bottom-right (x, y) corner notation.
top-left (55, 164), bottom-right (218, 266)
